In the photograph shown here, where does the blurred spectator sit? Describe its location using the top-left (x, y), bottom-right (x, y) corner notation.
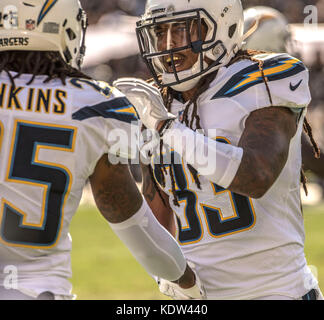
top-left (80, 0), bottom-right (145, 24)
top-left (318, 0), bottom-right (324, 21)
top-left (80, 0), bottom-right (324, 82)
top-left (81, 0), bottom-right (324, 25)
top-left (243, 0), bottom-right (323, 23)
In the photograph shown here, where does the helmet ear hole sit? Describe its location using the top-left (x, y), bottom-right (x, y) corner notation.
top-left (229, 24), bottom-right (237, 39)
top-left (63, 48), bottom-right (72, 63)
top-left (66, 28), bottom-right (77, 40)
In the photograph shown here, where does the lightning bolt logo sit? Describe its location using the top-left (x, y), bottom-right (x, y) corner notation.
top-left (108, 105), bottom-right (138, 118)
top-left (37, 0), bottom-right (58, 26)
top-left (212, 55), bottom-right (306, 100)
top-left (230, 58), bottom-right (301, 93)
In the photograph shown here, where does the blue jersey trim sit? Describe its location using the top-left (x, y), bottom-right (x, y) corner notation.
top-left (72, 97), bottom-right (138, 124)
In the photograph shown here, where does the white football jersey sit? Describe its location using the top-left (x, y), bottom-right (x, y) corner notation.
top-left (152, 53), bottom-right (318, 299)
top-left (0, 72), bottom-right (138, 298)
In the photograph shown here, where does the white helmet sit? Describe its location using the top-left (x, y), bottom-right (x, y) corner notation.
top-left (243, 6), bottom-right (291, 53)
top-left (0, 0), bottom-right (88, 69)
top-left (136, 0), bottom-right (244, 91)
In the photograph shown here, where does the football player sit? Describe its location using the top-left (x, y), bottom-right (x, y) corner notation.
top-left (115, 0), bottom-right (323, 299)
top-left (0, 0), bottom-right (204, 300)
top-left (243, 5), bottom-right (324, 182)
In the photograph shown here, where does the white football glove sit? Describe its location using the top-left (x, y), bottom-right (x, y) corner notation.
top-left (156, 263), bottom-right (206, 300)
top-left (113, 78), bottom-right (176, 130)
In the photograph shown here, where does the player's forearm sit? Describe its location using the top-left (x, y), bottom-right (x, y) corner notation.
top-left (162, 119), bottom-right (243, 189)
top-left (228, 147), bottom-right (288, 198)
top-left (89, 156), bottom-right (189, 282)
top-left (108, 200), bottom-right (188, 282)
top-left (162, 125), bottom-right (286, 198)
top-left (161, 107), bottom-right (297, 199)
top-left (230, 107), bottom-right (297, 198)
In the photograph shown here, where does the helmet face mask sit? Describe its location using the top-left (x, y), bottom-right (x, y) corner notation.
top-left (137, 0), bottom-right (244, 91)
top-left (75, 7), bottom-right (88, 69)
top-left (0, 0), bottom-right (88, 69)
top-left (137, 8), bottom-right (225, 90)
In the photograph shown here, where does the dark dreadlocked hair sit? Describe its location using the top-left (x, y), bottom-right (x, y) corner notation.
top-left (150, 49), bottom-right (320, 206)
top-left (0, 50), bottom-right (91, 88)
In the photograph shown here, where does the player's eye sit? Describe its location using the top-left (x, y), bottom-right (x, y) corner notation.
top-left (175, 25), bottom-right (186, 32)
top-left (154, 27), bottom-right (166, 38)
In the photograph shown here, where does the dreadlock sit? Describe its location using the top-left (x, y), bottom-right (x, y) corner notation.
top-left (149, 49), bottom-right (320, 206)
top-left (301, 117), bottom-right (321, 196)
top-left (0, 50), bottom-right (91, 88)
top-left (158, 69), bottom-right (219, 206)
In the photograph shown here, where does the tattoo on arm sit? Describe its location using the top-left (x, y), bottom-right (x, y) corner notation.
top-left (89, 155), bottom-right (143, 223)
top-left (229, 107), bottom-right (298, 198)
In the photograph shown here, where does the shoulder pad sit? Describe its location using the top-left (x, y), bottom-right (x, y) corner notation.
top-left (211, 53), bottom-right (310, 111)
top-left (70, 78), bottom-right (113, 98)
top-left (71, 78), bottom-right (138, 124)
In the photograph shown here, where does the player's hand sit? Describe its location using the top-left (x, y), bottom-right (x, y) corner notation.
top-left (113, 78), bottom-right (176, 130)
top-left (157, 262), bottom-right (206, 300)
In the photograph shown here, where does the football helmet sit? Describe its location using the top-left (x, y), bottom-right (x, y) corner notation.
top-left (0, 0), bottom-right (88, 69)
top-left (243, 6), bottom-right (291, 53)
top-left (136, 0), bottom-right (244, 91)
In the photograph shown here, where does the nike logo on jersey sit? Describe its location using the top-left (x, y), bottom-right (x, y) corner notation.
top-left (290, 79), bottom-right (303, 91)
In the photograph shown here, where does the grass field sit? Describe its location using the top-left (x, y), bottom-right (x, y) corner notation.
top-left (70, 200), bottom-right (324, 300)
top-left (303, 204), bottom-right (324, 289)
top-left (70, 202), bottom-right (167, 300)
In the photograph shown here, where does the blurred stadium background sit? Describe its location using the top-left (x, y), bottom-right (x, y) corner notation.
top-left (71, 0), bottom-right (324, 299)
